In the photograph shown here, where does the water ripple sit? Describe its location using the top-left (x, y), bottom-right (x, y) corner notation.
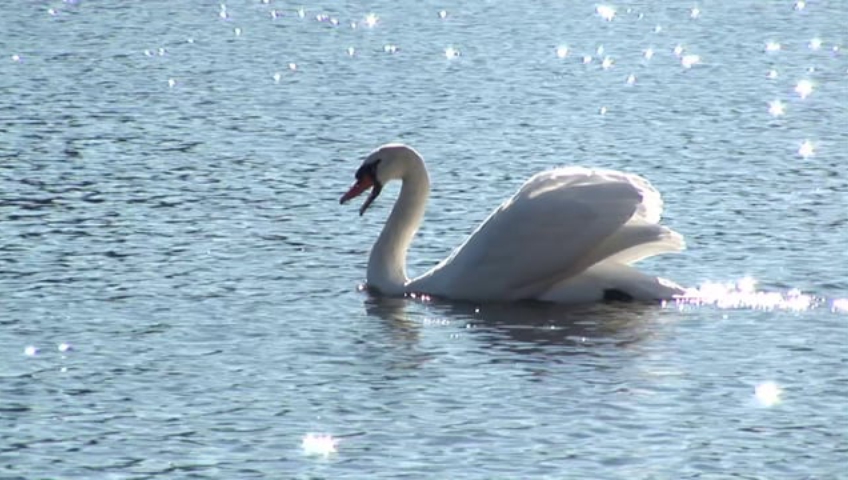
top-left (2, 0), bottom-right (847, 478)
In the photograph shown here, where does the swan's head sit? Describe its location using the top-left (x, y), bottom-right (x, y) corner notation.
top-left (339, 143), bottom-right (422, 216)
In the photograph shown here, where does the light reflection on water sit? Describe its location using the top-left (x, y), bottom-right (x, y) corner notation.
top-left (2, 0), bottom-right (847, 477)
top-left (675, 277), bottom-right (824, 312)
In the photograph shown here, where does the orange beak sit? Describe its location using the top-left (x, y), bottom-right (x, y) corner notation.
top-left (340, 176), bottom-right (373, 204)
top-left (340, 175), bottom-right (382, 216)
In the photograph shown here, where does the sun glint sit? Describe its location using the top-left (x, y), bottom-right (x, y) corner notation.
top-left (755, 381), bottom-right (782, 407)
top-left (794, 79), bottom-right (813, 99)
top-left (596, 5), bottom-right (616, 21)
top-left (798, 140), bottom-right (815, 158)
top-left (768, 100), bottom-right (785, 117)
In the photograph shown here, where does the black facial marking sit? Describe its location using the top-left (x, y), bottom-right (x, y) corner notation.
top-left (355, 158), bottom-right (381, 182)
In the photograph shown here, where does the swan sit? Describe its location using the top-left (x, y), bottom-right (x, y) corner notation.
top-left (340, 143), bottom-right (686, 303)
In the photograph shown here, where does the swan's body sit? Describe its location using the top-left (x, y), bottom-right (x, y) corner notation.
top-left (340, 144), bottom-right (685, 303)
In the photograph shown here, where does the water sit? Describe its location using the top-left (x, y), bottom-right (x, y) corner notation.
top-left (2, 0), bottom-right (847, 477)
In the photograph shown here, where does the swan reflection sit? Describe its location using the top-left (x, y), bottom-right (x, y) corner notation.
top-left (363, 295), bottom-right (671, 357)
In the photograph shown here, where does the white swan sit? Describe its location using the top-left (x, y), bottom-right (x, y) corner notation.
top-left (340, 143), bottom-right (685, 303)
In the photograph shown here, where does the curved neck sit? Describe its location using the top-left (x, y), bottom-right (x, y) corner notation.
top-left (367, 161), bottom-right (430, 295)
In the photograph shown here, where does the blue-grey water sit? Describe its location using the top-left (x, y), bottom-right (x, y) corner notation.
top-left (2, 1), bottom-right (847, 478)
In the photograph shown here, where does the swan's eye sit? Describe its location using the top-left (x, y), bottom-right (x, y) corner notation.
top-left (356, 158), bottom-right (381, 182)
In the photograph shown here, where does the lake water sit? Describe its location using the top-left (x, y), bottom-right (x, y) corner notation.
top-left (2, 0), bottom-right (847, 478)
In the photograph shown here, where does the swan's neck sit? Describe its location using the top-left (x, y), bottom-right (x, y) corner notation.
top-left (367, 162), bottom-right (430, 295)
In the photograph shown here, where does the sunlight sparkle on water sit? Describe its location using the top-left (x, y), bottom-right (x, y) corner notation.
top-left (408, 292), bottom-right (433, 302)
top-left (675, 278), bottom-right (817, 311)
top-left (681, 54), bottom-right (700, 68)
top-left (643, 48), bottom-right (654, 60)
top-left (794, 79), bottom-right (813, 99)
top-left (768, 99), bottom-right (785, 117)
top-left (765, 41), bottom-right (781, 52)
top-left (674, 45), bottom-right (684, 57)
top-left (737, 276), bottom-right (757, 292)
top-left (755, 381), bottom-right (783, 407)
top-left (832, 298), bottom-right (848, 313)
top-left (302, 433), bottom-right (338, 456)
top-left (582, 55), bottom-right (593, 64)
top-left (273, 72), bottom-right (281, 83)
top-left (364, 13), bottom-right (378, 28)
top-left (798, 140), bottom-right (815, 158)
top-left (626, 73), bottom-right (636, 85)
top-left (596, 5), bottom-right (616, 21)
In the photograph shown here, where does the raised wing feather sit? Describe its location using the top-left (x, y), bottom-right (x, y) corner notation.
top-left (409, 167), bottom-right (659, 301)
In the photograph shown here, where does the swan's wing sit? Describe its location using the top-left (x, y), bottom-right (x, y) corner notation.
top-left (591, 222), bottom-right (685, 266)
top-left (410, 167), bottom-right (666, 301)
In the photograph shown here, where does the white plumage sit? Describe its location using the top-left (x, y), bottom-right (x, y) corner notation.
top-left (340, 144), bottom-right (685, 304)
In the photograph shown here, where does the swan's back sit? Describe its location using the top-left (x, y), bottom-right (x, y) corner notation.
top-left (517, 167), bottom-right (665, 224)
top-left (409, 166), bottom-right (684, 302)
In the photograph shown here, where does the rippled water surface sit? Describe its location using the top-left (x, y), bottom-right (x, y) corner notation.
top-left (2, 1), bottom-right (847, 478)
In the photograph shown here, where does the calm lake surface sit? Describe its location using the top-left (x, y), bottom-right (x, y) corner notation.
top-left (2, 0), bottom-right (847, 478)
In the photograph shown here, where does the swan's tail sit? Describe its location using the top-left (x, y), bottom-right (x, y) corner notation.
top-left (510, 221), bottom-right (684, 301)
top-left (538, 262), bottom-right (685, 303)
